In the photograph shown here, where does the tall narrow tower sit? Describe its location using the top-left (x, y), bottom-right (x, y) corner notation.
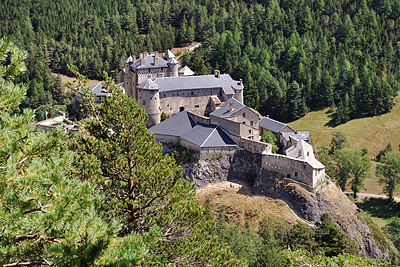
top-left (123, 55), bottom-right (135, 98)
top-left (136, 78), bottom-right (161, 127)
top-left (168, 57), bottom-right (179, 77)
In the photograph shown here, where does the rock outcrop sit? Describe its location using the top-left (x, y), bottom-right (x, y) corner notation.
top-left (253, 169), bottom-right (390, 260)
top-left (182, 150), bottom-right (261, 188)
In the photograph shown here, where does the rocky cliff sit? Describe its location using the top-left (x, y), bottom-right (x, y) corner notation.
top-left (184, 154), bottom-right (390, 260)
top-left (253, 170), bottom-right (390, 260)
top-left (182, 150), bottom-right (261, 188)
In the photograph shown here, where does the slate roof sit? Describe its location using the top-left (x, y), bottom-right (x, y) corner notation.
top-left (149, 111), bottom-right (196, 137)
top-left (281, 131), bottom-right (310, 142)
top-left (76, 83), bottom-right (108, 97)
top-left (181, 124), bottom-right (237, 148)
top-left (168, 57), bottom-right (178, 64)
top-left (163, 49), bottom-right (175, 59)
top-left (137, 78), bottom-right (160, 90)
top-left (285, 140), bottom-right (324, 169)
top-left (125, 55), bottom-right (134, 64)
top-left (130, 54), bottom-right (169, 69)
top-left (154, 74), bottom-right (243, 96)
top-left (259, 117), bottom-right (294, 133)
top-left (209, 98), bottom-right (245, 118)
top-left (179, 66), bottom-right (195, 76)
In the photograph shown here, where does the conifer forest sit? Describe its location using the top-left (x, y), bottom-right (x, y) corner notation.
top-left (2, 0), bottom-right (400, 266)
top-left (2, 0), bottom-right (400, 122)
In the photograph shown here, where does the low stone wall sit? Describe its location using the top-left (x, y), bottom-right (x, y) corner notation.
top-left (238, 138), bottom-right (272, 154)
top-left (261, 153), bottom-right (317, 187)
top-left (187, 112), bottom-right (210, 125)
top-left (197, 147), bottom-right (236, 160)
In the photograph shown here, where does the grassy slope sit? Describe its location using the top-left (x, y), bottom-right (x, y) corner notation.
top-left (289, 104), bottom-right (400, 198)
top-left (196, 182), bottom-right (305, 229)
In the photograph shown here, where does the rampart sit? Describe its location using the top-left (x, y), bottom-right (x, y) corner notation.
top-left (261, 154), bottom-right (325, 188)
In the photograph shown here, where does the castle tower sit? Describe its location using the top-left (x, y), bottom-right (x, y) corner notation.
top-left (233, 79), bottom-right (244, 103)
top-left (123, 55), bottom-right (135, 98)
top-left (137, 78), bottom-right (161, 127)
top-left (168, 57), bottom-right (179, 77)
top-left (163, 49), bottom-right (175, 60)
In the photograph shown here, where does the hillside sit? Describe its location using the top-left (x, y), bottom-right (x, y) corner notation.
top-left (289, 104), bottom-right (400, 158)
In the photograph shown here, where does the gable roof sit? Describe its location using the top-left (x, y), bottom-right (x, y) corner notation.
top-left (154, 74), bottom-right (243, 96)
top-left (76, 83), bottom-right (108, 97)
top-left (149, 111), bottom-right (196, 137)
top-left (181, 124), bottom-right (237, 148)
top-left (163, 49), bottom-right (175, 59)
top-left (137, 78), bottom-right (160, 90)
top-left (179, 66), bottom-right (195, 76)
top-left (130, 54), bottom-right (169, 69)
top-left (281, 131), bottom-right (310, 142)
top-left (285, 140), bottom-right (324, 169)
top-left (259, 117), bottom-right (294, 133)
top-left (209, 98), bottom-right (245, 118)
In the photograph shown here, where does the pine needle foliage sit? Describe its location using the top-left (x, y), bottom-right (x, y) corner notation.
top-left (0, 39), bottom-right (150, 267)
top-left (69, 69), bottom-right (244, 266)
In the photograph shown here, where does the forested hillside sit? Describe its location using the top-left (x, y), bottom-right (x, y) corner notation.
top-left (1, 0), bottom-right (400, 122)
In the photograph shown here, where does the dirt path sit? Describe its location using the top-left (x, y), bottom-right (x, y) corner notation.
top-left (170, 42), bottom-right (202, 59)
top-left (344, 192), bottom-right (400, 202)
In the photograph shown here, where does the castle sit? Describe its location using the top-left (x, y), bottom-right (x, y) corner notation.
top-left (119, 50), bottom-right (244, 127)
top-left (116, 49), bottom-right (326, 189)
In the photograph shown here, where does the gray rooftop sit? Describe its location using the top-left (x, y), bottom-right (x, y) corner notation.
top-left (154, 74), bottom-right (243, 95)
top-left (179, 66), bottom-right (195, 76)
top-left (149, 111), bottom-right (196, 137)
top-left (137, 78), bottom-right (160, 90)
top-left (285, 140), bottom-right (324, 169)
top-left (125, 55), bottom-right (134, 64)
top-left (209, 98), bottom-right (245, 118)
top-left (77, 83), bottom-right (108, 97)
top-left (130, 54), bottom-right (169, 69)
top-left (259, 117), bottom-right (294, 133)
top-left (164, 49), bottom-right (175, 59)
top-left (281, 132), bottom-right (310, 142)
top-left (181, 124), bottom-right (237, 148)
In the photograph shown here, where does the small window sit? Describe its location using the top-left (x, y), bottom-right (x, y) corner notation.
top-left (307, 152), bottom-right (310, 156)
top-left (242, 122), bottom-right (246, 124)
top-left (195, 105), bottom-right (199, 108)
top-left (164, 94), bottom-right (166, 97)
top-left (248, 129), bottom-right (252, 134)
top-left (243, 112), bottom-right (246, 118)
top-left (142, 101), bottom-right (146, 105)
top-left (295, 172), bottom-right (298, 177)
top-left (191, 92), bottom-right (194, 95)
top-left (250, 121), bottom-right (253, 126)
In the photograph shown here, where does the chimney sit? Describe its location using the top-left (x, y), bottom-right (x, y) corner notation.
top-left (230, 101), bottom-right (234, 111)
top-left (239, 79), bottom-right (243, 85)
top-left (154, 57), bottom-right (158, 66)
top-left (225, 100), bottom-right (228, 105)
top-left (144, 51), bottom-right (148, 58)
top-left (155, 51), bottom-right (159, 58)
top-left (139, 53), bottom-right (144, 59)
top-left (214, 70), bottom-right (220, 78)
top-left (296, 129), bottom-right (299, 134)
top-left (133, 55), bottom-right (136, 62)
top-left (140, 58), bottom-right (145, 66)
top-left (267, 115), bottom-right (269, 118)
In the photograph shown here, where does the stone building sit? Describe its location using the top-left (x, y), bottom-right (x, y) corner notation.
top-left (120, 50), bottom-right (244, 127)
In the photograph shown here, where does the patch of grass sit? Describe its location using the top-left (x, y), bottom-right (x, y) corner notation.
top-left (289, 102), bottom-right (400, 159)
top-left (196, 182), bottom-right (304, 229)
top-left (356, 198), bottom-right (400, 226)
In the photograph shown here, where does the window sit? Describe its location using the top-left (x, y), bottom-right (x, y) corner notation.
top-left (295, 172), bottom-right (298, 177)
top-left (191, 92), bottom-right (194, 95)
top-left (250, 121), bottom-right (254, 126)
top-left (242, 122), bottom-right (246, 124)
top-left (142, 101), bottom-right (146, 105)
top-left (164, 94), bottom-right (166, 97)
top-left (248, 129), bottom-right (252, 134)
top-left (195, 105), bottom-right (199, 108)
top-left (243, 112), bottom-right (246, 118)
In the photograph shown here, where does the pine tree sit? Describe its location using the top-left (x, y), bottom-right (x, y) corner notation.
top-left (0, 39), bottom-right (148, 266)
top-left (69, 70), bottom-right (245, 266)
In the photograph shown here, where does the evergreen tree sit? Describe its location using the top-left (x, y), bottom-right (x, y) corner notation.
top-left (70, 70), bottom-right (244, 266)
top-left (0, 39), bottom-right (146, 266)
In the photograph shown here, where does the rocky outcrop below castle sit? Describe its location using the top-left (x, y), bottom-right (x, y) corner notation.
top-left (182, 150), bottom-right (261, 188)
top-left (183, 154), bottom-right (390, 260)
top-left (253, 169), bottom-right (390, 260)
